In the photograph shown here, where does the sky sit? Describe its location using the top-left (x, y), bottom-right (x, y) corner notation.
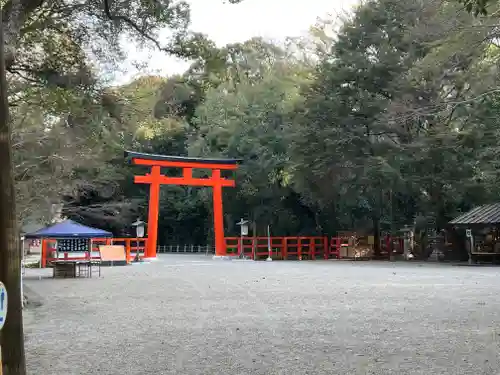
top-left (116, 0), bottom-right (359, 84)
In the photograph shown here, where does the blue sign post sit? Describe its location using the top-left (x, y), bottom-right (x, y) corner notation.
top-left (0, 282), bottom-right (6, 330)
top-left (0, 281), bottom-right (6, 375)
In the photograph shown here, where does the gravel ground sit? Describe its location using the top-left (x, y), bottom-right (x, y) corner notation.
top-left (22, 255), bottom-right (500, 375)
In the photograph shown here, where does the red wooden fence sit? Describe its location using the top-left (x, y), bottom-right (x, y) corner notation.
top-left (224, 236), bottom-right (343, 260)
top-left (40, 235), bottom-right (403, 267)
top-left (224, 235), bottom-right (405, 260)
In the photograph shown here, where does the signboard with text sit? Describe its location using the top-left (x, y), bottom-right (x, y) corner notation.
top-left (57, 238), bottom-right (89, 252)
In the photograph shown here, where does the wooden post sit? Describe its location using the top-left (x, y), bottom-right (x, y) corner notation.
top-left (125, 239), bottom-right (131, 264)
top-left (323, 237), bottom-right (329, 260)
top-left (252, 237), bottom-right (256, 260)
top-left (41, 239), bottom-right (46, 268)
top-left (146, 165), bottom-right (161, 258)
top-left (212, 169), bottom-right (226, 256)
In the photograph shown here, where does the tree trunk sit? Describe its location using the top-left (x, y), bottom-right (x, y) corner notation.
top-left (0, 8), bottom-right (27, 375)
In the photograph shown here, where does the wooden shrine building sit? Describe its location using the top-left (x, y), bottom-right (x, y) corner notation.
top-left (448, 203), bottom-right (500, 263)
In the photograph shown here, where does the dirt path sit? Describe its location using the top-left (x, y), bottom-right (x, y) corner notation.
top-left (23, 256), bottom-right (500, 375)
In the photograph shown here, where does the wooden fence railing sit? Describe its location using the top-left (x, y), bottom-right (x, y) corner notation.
top-left (157, 245), bottom-right (215, 254)
top-left (40, 235), bottom-right (405, 267)
top-left (224, 236), bottom-right (343, 260)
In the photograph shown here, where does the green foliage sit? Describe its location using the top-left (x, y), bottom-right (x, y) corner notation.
top-left (188, 41), bottom-right (317, 234)
top-left (7, 0), bottom-right (243, 233)
top-left (12, 0), bottom-right (500, 257)
top-left (458, 0), bottom-right (491, 15)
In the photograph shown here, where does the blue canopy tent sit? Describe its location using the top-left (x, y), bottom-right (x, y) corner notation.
top-left (25, 220), bottom-right (112, 266)
top-left (25, 219), bottom-right (112, 238)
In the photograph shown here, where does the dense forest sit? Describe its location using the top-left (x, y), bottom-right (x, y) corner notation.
top-left (11, 0), bottom-right (500, 252)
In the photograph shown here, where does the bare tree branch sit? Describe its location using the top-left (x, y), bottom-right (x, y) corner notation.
top-left (102, 0), bottom-right (177, 55)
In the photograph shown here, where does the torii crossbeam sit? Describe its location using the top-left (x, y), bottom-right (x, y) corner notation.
top-left (125, 151), bottom-right (240, 258)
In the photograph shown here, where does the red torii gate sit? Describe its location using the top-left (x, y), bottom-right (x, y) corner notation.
top-left (125, 151), bottom-right (240, 258)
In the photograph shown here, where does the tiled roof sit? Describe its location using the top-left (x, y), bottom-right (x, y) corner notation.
top-left (125, 151), bottom-right (242, 165)
top-left (449, 203), bottom-right (500, 225)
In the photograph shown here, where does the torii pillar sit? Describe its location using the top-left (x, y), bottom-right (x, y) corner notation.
top-left (125, 151), bottom-right (240, 258)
